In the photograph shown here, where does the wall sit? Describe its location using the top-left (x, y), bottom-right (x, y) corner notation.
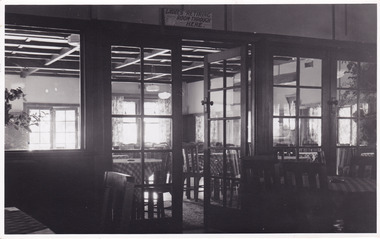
top-left (5, 4), bottom-right (377, 43)
top-left (5, 75), bottom-right (80, 112)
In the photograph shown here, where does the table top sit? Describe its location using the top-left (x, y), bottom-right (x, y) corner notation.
top-left (328, 176), bottom-right (376, 193)
top-left (5, 207), bottom-right (54, 234)
top-left (113, 158), bottom-right (162, 164)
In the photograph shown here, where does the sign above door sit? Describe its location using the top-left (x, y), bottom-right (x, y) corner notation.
top-left (163, 8), bottom-right (212, 29)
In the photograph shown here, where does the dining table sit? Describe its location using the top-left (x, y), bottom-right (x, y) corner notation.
top-left (112, 158), bottom-right (162, 185)
top-left (5, 207), bottom-right (54, 234)
top-left (327, 176), bottom-right (376, 232)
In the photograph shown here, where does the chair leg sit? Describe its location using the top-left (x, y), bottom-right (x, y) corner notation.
top-left (186, 176), bottom-right (191, 199)
top-left (194, 177), bottom-right (199, 202)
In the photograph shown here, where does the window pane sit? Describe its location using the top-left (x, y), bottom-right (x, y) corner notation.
top-left (337, 61), bottom-right (358, 88)
top-left (299, 118), bottom-right (321, 146)
top-left (273, 87), bottom-right (296, 116)
top-left (5, 26), bottom-right (81, 151)
top-left (226, 119), bottom-right (240, 146)
top-left (210, 120), bottom-right (223, 146)
top-left (210, 60), bottom-right (223, 89)
top-left (226, 56), bottom-right (241, 87)
top-left (300, 58), bottom-right (322, 87)
top-left (226, 88), bottom-right (240, 117)
top-left (273, 56), bottom-right (297, 86)
top-left (338, 119), bottom-right (357, 146)
top-left (66, 122), bottom-right (76, 132)
top-left (56, 122), bottom-right (66, 132)
top-left (273, 118), bottom-right (296, 146)
top-left (111, 46), bottom-right (141, 81)
top-left (359, 62), bottom-right (376, 90)
top-left (144, 83), bottom-right (172, 115)
top-left (112, 82), bottom-right (141, 115)
top-left (143, 47), bottom-right (171, 82)
top-left (144, 118), bottom-right (172, 148)
top-left (359, 92), bottom-right (376, 117)
top-left (210, 90), bottom-right (223, 118)
top-left (300, 89), bottom-right (321, 116)
top-left (112, 117), bottom-right (141, 150)
top-left (338, 90), bottom-right (357, 117)
top-left (359, 118), bottom-right (376, 147)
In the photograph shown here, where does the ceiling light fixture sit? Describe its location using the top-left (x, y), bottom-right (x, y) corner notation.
top-left (158, 92), bottom-right (171, 100)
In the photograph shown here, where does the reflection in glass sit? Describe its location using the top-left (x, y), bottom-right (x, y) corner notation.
top-left (300, 58), bottom-right (322, 87)
top-left (273, 87), bottom-right (296, 116)
top-left (273, 118), bottom-right (296, 146)
top-left (210, 90), bottom-right (223, 118)
top-left (273, 56), bottom-right (297, 86)
top-left (210, 120), bottom-right (223, 146)
top-left (338, 119), bottom-right (357, 146)
top-left (338, 90), bottom-right (357, 117)
top-left (226, 119), bottom-right (241, 146)
top-left (299, 118), bottom-right (321, 146)
top-left (359, 118), bottom-right (376, 147)
top-left (360, 62), bottom-right (376, 90)
top-left (226, 88), bottom-right (240, 117)
top-left (359, 92), bottom-right (376, 116)
top-left (210, 61), bottom-right (223, 89)
top-left (337, 61), bottom-right (357, 88)
top-left (112, 118), bottom-right (140, 150)
top-left (299, 89), bottom-right (321, 116)
top-left (195, 115), bottom-right (205, 142)
top-left (111, 46), bottom-right (141, 81)
top-left (144, 118), bottom-right (172, 148)
top-left (112, 82), bottom-right (141, 115)
top-left (226, 56), bottom-right (241, 87)
top-left (144, 83), bottom-right (172, 115)
top-left (143, 47), bottom-right (171, 81)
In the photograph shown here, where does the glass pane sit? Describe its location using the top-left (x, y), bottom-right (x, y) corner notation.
top-left (300, 58), bottom-right (322, 87)
top-left (112, 82), bottom-right (141, 115)
top-left (144, 118), bottom-right (172, 148)
top-left (210, 90), bottom-right (223, 118)
top-left (210, 60), bottom-right (223, 89)
top-left (273, 117), bottom-right (296, 146)
top-left (359, 62), bottom-right (376, 90)
top-left (226, 56), bottom-right (241, 87)
top-left (338, 119), bottom-right (357, 146)
top-left (111, 46), bottom-right (141, 81)
top-left (66, 122), bottom-right (76, 132)
top-left (56, 122), bottom-right (65, 132)
top-left (143, 47), bottom-right (171, 82)
top-left (144, 83), bottom-right (172, 115)
top-left (66, 110), bottom-right (76, 121)
top-left (273, 56), bottom-right (297, 86)
top-left (4, 26), bottom-right (81, 151)
top-left (226, 88), bottom-right (240, 117)
top-left (226, 119), bottom-right (241, 146)
top-left (338, 90), bottom-right (357, 117)
top-left (195, 115), bottom-right (205, 143)
top-left (299, 118), bottom-right (321, 146)
top-left (359, 118), bottom-right (376, 147)
top-left (359, 92), bottom-right (376, 117)
top-left (210, 120), bottom-right (223, 146)
top-left (337, 61), bottom-right (358, 88)
top-left (112, 152), bottom-right (143, 184)
top-left (112, 117), bottom-right (141, 150)
top-left (300, 89), bottom-right (321, 116)
top-left (273, 87), bottom-right (296, 116)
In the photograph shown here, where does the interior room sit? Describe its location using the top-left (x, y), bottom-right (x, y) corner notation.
top-left (3, 4), bottom-right (377, 235)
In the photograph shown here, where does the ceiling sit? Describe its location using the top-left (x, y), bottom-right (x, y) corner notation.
top-left (5, 25), bottom-right (241, 83)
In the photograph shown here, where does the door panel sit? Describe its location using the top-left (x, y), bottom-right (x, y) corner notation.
top-left (204, 46), bottom-right (249, 231)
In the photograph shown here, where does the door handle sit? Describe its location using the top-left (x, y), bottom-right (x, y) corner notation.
top-left (201, 97), bottom-right (214, 106)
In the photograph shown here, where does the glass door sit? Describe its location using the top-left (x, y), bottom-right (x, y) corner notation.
top-left (203, 46), bottom-right (249, 231)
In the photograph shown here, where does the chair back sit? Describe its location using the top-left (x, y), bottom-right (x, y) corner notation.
top-left (227, 148), bottom-right (241, 177)
top-left (349, 151), bottom-right (376, 179)
top-left (182, 142), bottom-right (201, 174)
top-left (100, 171), bottom-right (135, 233)
top-left (282, 162), bottom-right (328, 192)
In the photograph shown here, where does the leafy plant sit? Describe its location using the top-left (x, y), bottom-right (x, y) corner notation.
top-left (5, 87), bottom-right (42, 132)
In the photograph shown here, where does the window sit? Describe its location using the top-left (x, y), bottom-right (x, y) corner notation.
top-left (273, 56), bottom-right (323, 160)
top-left (4, 25), bottom-right (81, 151)
top-left (28, 105), bottom-right (80, 150)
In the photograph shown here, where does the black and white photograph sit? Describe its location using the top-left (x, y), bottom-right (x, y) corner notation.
top-left (2, 2), bottom-right (377, 237)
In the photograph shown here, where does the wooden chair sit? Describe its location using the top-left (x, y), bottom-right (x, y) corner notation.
top-left (144, 152), bottom-right (172, 219)
top-left (226, 148), bottom-right (241, 207)
top-left (182, 142), bottom-right (203, 201)
top-left (100, 171), bottom-right (135, 233)
top-left (280, 160), bottom-right (334, 232)
top-left (349, 151), bottom-right (376, 179)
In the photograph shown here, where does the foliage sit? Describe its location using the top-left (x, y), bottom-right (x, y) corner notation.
top-left (5, 87), bottom-right (42, 132)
